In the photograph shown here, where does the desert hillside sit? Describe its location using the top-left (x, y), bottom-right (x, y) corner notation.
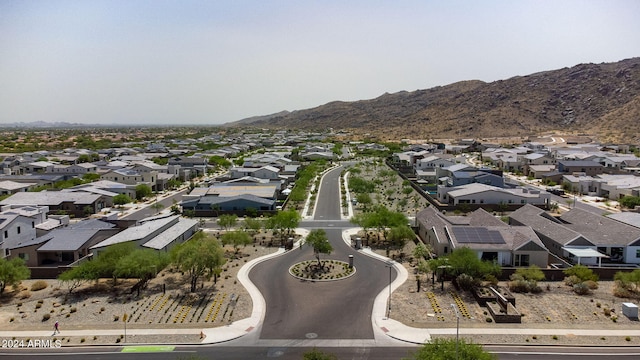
top-left (229, 58), bottom-right (640, 143)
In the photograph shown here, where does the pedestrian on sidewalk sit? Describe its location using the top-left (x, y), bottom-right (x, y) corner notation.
top-left (52, 321), bottom-right (60, 335)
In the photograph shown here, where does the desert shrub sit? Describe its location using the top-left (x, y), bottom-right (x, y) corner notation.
top-left (20, 291), bottom-right (31, 299)
top-left (613, 284), bottom-right (632, 298)
top-left (614, 269), bottom-right (640, 295)
top-left (42, 313), bottom-right (50, 321)
top-left (573, 282), bottom-right (591, 295)
top-left (484, 274), bottom-right (499, 287)
top-left (35, 303), bottom-right (42, 309)
top-left (603, 308), bottom-right (612, 316)
top-left (530, 284), bottom-right (543, 294)
top-left (584, 280), bottom-right (598, 290)
top-left (564, 264), bottom-right (598, 282)
top-left (564, 275), bottom-right (581, 287)
top-left (113, 315), bottom-right (119, 322)
top-left (514, 265), bottom-right (545, 282)
top-left (70, 307), bottom-right (77, 313)
top-left (509, 279), bottom-right (530, 293)
top-left (30, 281), bottom-right (48, 292)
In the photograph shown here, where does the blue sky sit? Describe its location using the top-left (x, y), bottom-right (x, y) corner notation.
top-left (1, 0), bottom-right (639, 125)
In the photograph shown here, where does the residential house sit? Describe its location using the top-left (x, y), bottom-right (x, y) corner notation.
top-left (415, 206), bottom-right (548, 267)
top-left (0, 191), bottom-right (108, 218)
top-left (181, 183), bottom-right (278, 216)
top-left (9, 219), bottom-right (119, 267)
top-left (522, 153), bottom-right (556, 176)
top-left (100, 168), bottom-right (158, 190)
top-left (527, 165), bottom-right (557, 180)
top-left (90, 214), bottom-right (199, 253)
top-left (436, 164), bottom-right (504, 188)
top-left (0, 213), bottom-right (38, 259)
top-left (557, 160), bottom-right (604, 176)
top-left (509, 204), bottom-right (640, 265)
top-left (168, 156), bottom-right (208, 179)
top-left (49, 163), bottom-right (98, 175)
top-left (438, 183), bottom-right (550, 207)
top-left (0, 180), bottom-right (37, 195)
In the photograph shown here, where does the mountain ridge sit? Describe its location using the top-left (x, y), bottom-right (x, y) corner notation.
top-left (229, 58), bottom-right (640, 143)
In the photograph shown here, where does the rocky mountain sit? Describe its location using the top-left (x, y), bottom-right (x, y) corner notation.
top-left (229, 58), bottom-right (640, 143)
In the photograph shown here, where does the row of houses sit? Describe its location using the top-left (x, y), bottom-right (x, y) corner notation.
top-left (393, 141), bottom-right (640, 209)
top-left (416, 204), bottom-right (640, 268)
top-left (0, 203), bottom-right (198, 270)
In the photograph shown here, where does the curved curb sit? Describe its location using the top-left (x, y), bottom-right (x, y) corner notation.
top-left (200, 229), bottom-right (311, 344)
top-left (341, 228), bottom-right (429, 345)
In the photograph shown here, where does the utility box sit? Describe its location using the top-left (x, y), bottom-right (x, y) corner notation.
top-left (622, 303), bottom-right (638, 319)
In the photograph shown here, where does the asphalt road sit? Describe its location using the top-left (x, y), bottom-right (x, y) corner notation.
top-left (121, 188), bottom-right (189, 221)
top-left (251, 166), bottom-right (396, 340)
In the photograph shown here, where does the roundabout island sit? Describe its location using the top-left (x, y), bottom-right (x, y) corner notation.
top-left (289, 259), bottom-right (356, 281)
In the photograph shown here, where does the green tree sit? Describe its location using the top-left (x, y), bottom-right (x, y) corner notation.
top-left (113, 193), bottom-right (132, 206)
top-left (135, 184), bottom-right (153, 200)
top-left (370, 205), bottom-right (407, 242)
top-left (218, 214), bottom-right (238, 231)
top-left (208, 155), bottom-right (232, 168)
top-left (348, 176), bottom-right (376, 194)
top-left (242, 217), bottom-right (263, 237)
top-left (0, 257), bottom-right (30, 295)
top-left (82, 173), bottom-right (100, 182)
top-left (266, 209), bottom-right (301, 243)
top-left (447, 247), bottom-right (501, 282)
top-left (92, 242), bottom-right (137, 286)
top-left (303, 229), bottom-right (333, 268)
top-left (620, 195), bottom-right (640, 209)
top-left (221, 230), bottom-right (253, 256)
top-left (171, 232), bottom-right (226, 292)
top-left (405, 338), bottom-right (496, 360)
top-left (114, 248), bottom-right (169, 281)
top-left (58, 266), bottom-right (89, 294)
top-left (167, 178), bottom-right (182, 190)
top-left (77, 154), bottom-right (91, 163)
top-left (387, 225), bottom-right (415, 256)
top-left (355, 193), bottom-right (372, 210)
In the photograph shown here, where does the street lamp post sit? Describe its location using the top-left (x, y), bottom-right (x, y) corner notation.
top-left (451, 303), bottom-right (460, 360)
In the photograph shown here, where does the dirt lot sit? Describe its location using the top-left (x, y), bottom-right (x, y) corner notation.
top-left (390, 258), bottom-right (640, 346)
top-left (0, 240), bottom-right (279, 345)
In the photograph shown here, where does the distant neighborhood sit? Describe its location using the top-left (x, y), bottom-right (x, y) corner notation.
top-left (1, 128), bottom-right (640, 278)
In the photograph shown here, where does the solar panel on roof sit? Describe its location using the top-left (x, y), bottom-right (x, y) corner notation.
top-left (452, 227), bottom-right (505, 244)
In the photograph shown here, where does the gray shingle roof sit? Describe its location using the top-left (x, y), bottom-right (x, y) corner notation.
top-left (509, 204), bottom-right (581, 246)
top-left (560, 208), bottom-right (640, 246)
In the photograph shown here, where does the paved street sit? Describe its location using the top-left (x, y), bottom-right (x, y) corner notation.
top-left (251, 166), bottom-right (396, 340)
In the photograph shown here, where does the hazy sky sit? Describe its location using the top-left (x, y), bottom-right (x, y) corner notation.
top-left (1, 0), bottom-right (639, 125)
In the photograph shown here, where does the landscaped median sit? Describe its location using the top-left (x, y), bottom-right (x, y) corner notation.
top-left (289, 260), bottom-right (356, 281)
